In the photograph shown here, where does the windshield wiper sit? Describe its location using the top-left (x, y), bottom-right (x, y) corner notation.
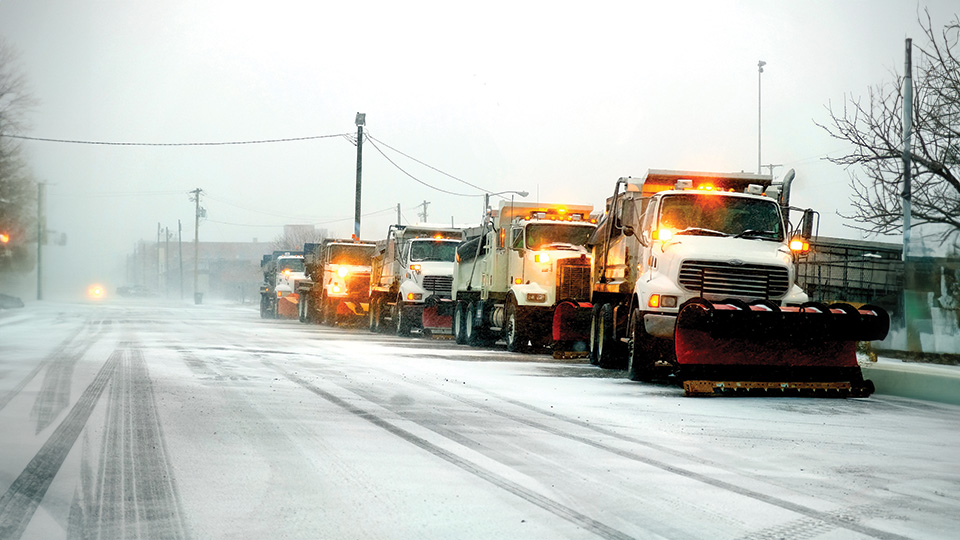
top-left (675, 227), bottom-right (728, 237)
top-left (734, 229), bottom-right (780, 240)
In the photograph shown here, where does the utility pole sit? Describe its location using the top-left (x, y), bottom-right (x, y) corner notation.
top-left (902, 38), bottom-right (920, 352)
top-left (165, 227), bottom-right (171, 297)
top-left (157, 222), bottom-right (162, 292)
top-left (757, 60), bottom-right (766, 174)
top-left (36, 182), bottom-right (44, 300)
top-left (418, 200), bottom-right (430, 223)
top-left (396, 203), bottom-right (401, 226)
top-left (354, 113), bottom-right (365, 240)
top-left (763, 164), bottom-right (782, 177)
top-left (190, 188), bottom-right (203, 303)
top-left (178, 219), bottom-right (184, 300)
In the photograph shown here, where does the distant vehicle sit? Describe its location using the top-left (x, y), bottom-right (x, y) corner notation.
top-left (299, 239), bottom-right (377, 325)
top-left (260, 251), bottom-right (306, 319)
top-left (0, 293), bottom-right (24, 309)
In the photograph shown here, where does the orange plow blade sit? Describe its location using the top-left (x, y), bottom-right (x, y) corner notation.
top-left (674, 299), bottom-right (889, 397)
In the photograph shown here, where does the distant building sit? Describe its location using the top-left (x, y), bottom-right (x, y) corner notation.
top-left (125, 240), bottom-right (269, 303)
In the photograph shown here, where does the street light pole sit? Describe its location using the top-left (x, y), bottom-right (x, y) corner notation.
top-left (758, 60), bottom-right (766, 175)
top-left (354, 112), bottom-right (365, 240)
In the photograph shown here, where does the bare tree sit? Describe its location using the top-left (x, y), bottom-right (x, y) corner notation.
top-left (271, 225), bottom-right (328, 252)
top-left (818, 10), bottom-right (960, 245)
top-left (0, 38), bottom-right (38, 274)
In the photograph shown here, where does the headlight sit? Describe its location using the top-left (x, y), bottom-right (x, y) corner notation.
top-left (534, 253), bottom-right (550, 263)
top-left (337, 267), bottom-right (349, 277)
top-left (406, 292), bottom-right (423, 301)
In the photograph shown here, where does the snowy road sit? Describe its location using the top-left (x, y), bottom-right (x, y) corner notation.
top-left (1, 300), bottom-right (958, 539)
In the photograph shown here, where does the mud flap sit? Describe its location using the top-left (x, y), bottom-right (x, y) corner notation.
top-left (674, 299), bottom-right (889, 397)
top-left (552, 301), bottom-right (592, 358)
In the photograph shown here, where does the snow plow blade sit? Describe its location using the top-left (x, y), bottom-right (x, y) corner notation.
top-left (674, 299), bottom-right (889, 397)
top-left (421, 297), bottom-right (454, 336)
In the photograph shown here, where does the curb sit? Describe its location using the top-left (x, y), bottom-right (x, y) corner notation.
top-left (862, 360), bottom-right (960, 406)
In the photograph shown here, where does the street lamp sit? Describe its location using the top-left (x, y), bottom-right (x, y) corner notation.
top-left (758, 60), bottom-right (766, 174)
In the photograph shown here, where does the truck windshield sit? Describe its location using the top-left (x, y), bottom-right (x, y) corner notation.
top-left (658, 194), bottom-right (783, 240)
top-left (328, 245), bottom-right (375, 266)
top-left (409, 240), bottom-right (458, 262)
top-left (279, 259), bottom-right (305, 272)
top-left (525, 224), bottom-right (595, 250)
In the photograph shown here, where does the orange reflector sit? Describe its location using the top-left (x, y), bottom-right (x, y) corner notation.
top-left (648, 294), bottom-right (661, 308)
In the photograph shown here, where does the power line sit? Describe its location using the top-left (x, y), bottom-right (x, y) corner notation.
top-left (366, 132), bottom-right (493, 194)
top-left (364, 135), bottom-right (481, 197)
top-left (1, 132), bottom-right (351, 146)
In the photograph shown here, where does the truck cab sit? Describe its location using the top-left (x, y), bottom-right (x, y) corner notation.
top-left (260, 251), bottom-right (306, 319)
top-left (369, 225), bottom-right (464, 336)
top-left (300, 240), bottom-right (376, 324)
top-left (453, 201), bottom-right (596, 352)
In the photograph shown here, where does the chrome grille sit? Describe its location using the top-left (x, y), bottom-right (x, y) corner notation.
top-left (678, 260), bottom-right (790, 298)
top-left (557, 259), bottom-right (591, 301)
top-left (423, 275), bottom-right (453, 298)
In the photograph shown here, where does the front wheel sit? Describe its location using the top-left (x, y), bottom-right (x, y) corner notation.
top-left (504, 302), bottom-right (528, 352)
top-left (395, 301), bottom-right (412, 337)
top-left (627, 307), bottom-right (657, 381)
top-left (453, 302), bottom-right (468, 344)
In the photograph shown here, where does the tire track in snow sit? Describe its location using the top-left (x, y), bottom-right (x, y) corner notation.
top-left (265, 360), bottom-right (637, 540)
top-left (0, 321), bottom-right (93, 413)
top-left (281, 354), bottom-right (915, 540)
top-left (0, 349), bottom-right (119, 540)
top-left (30, 321), bottom-right (108, 433)
top-left (67, 347), bottom-right (190, 540)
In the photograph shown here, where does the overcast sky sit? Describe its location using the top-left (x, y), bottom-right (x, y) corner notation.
top-left (1, 0), bottom-right (957, 298)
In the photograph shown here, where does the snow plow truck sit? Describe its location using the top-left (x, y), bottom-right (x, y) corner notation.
top-left (368, 225), bottom-right (464, 336)
top-left (588, 170), bottom-right (888, 397)
top-left (299, 239), bottom-right (377, 325)
top-left (260, 251), bottom-right (306, 319)
top-left (452, 201), bottom-right (597, 354)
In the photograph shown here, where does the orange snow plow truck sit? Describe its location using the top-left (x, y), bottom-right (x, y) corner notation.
top-left (588, 170), bottom-right (889, 397)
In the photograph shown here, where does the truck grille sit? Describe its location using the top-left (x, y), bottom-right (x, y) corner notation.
top-left (678, 260), bottom-right (790, 299)
top-left (423, 275), bottom-right (453, 298)
top-left (557, 258), bottom-right (591, 301)
top-left (345, 274), bottom-right (370, 294)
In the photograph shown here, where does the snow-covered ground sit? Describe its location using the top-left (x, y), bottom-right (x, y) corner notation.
top-left (1, 299), bottom-right (958, 539)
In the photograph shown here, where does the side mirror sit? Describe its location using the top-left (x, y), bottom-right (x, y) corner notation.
top-left (801, 209), bottom-right (815, 239)
top-left (622, 225), bottom-right (635, 237)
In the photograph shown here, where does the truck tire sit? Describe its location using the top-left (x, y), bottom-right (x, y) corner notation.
top-left (504, 302), bottom-right (529, 352)
top-left (596, 304), bottom-right (623, 369)
top-left (260, 295), bottom-right (270, 319)
top-left (369, 298), bottom-right (380, 332)
top-left (299, 296), bottom-right (309, 323)
top-left (395, 301), bottom-right (412, 337)
top-left (627, 307), bottom-right (656, 381)
top-left (453, 302), bottom-right (468, 344)
top-left (588, 303), bottom-right (603, 365)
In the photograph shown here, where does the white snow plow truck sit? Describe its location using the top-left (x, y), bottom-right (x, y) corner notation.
top-left (452, 201), bottom-right (597, 354)
top-left (587, 169), bottom-right (888, 396)
top-left (260, 251), bottom-right (306, 319)
top-left (299, 239), bottom-right (376, 325)
top-left (368, 225), bottom-right (464, 336)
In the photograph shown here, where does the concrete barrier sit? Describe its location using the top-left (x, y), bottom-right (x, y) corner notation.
top-left (862, 359), bottom-right (960, 406)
